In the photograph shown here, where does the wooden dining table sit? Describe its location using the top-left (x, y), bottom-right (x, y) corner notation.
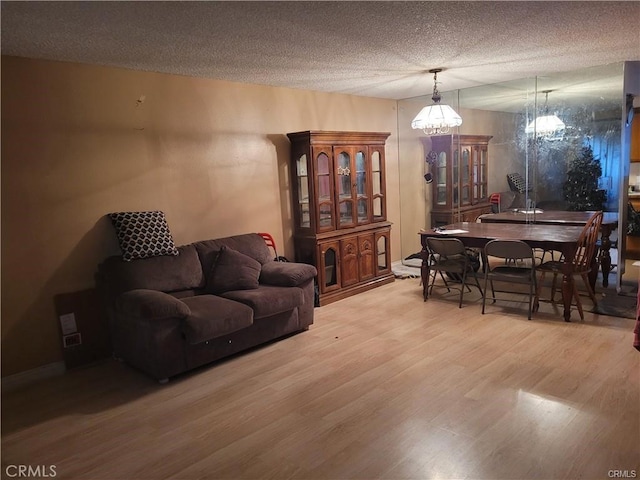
top-left (420, 222), bottom-right (585, 322)
top-left (477, 210), bottom-right (618, 288)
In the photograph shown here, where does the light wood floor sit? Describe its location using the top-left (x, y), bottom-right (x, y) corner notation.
top-left (2, 278), bottom-right (639, 480)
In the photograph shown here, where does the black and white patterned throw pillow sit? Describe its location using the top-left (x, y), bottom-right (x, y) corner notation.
top-left (109, 211), bottom-right (179, 261)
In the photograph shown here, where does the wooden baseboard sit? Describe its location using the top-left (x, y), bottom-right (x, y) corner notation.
top-left (1, 362), bottom-right (66, 392)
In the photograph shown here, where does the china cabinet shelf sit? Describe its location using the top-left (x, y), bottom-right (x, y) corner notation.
top-left (288, 130), bottom-right (393, 305)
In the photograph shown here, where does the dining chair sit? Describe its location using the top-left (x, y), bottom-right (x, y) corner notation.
top-left (535, 210), bottom-right (603, 320)
top-left (489, 193), bottom-right (501, 213)
top-left (482, 239), bottom-right (538, 320)
top-left (425, 237), bottom-right (483, 308)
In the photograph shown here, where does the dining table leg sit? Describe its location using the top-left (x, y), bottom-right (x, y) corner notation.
top-left (421, 246), bottom-right (430, 301)
top-left (561, 260), bottom-right (574, 322)
top-left (598, 225), bottom-right (613, 288)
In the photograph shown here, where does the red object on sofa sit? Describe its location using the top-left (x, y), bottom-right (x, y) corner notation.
top-left (258, 232), bottom-right (280, 261)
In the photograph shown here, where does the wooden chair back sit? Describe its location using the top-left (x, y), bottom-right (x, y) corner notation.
top-left (573, 211), bottom-right (603, 274)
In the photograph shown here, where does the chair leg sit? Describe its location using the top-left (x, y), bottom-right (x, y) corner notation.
top-left (533, 275), bottom-right (540, 313)
top-left (580, 273), bottom-right (598, 307)
top-left (438, 271), bottom-right (451, 293)
top-left (428, 270), bottom-right (438, 296)
top-left (458, 271), bottom-right (470, 308)
top-left (573, 281), bottom-right (585, 321)
top-left (473, 274), bottom-right (483, 296)
top-left (482, 274), bottom-right (489, 314)
top-left (550, 273), bottom-right (558, 302)
top-left (536, 271), bottom-right (546, 303)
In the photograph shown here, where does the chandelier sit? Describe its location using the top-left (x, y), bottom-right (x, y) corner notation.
top-left (411, 68), bottom-right (462, 135)
top-left (525, 90), bottom-right (566, 136)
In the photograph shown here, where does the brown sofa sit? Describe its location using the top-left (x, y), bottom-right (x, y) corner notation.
top-left (96, 233), bottom-right (317, 383)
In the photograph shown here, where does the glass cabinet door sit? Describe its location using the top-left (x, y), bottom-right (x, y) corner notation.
top-left (461, 146), bottom-right (471, 205)
top-left (314, 149), bottom-right (334, 231)
top-left (355, 150), bottom-right (369, 224)
top-left (436, 152), bottom-right (447, 205)
top-left (320, 241), bottom-right (340, 292)
top-left (472, 147), bottom-right (479, 201)
top-left (371, 150), bottom-right (385, 221)
top-left (296, 154), bottom-right (310, 228)
top-left (478, 146), bottom-right (488, 201)
top-left (453, 149), bottom-right (459, 207)
top-left (375, 231), bottom-right (390, 275)
top-left (336, 149), bottom-right (355, 227)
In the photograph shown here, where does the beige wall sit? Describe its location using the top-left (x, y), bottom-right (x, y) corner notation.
top-left (397, 98), bottom-right (429, 258)
top-left (1, 56), bottom-right (401, 377)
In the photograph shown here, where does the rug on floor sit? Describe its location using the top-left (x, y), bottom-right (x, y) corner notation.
top-left (392, 257), bottom-right (422, 279)
top-left (591, 290), bottom-right (637, 319)
top-left (392, 262), bottom-right (420, 279)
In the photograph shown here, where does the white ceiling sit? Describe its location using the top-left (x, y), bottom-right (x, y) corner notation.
top-left (1, 1), bottom-right (639, 102)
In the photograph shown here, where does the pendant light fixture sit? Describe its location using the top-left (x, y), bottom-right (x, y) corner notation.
top-left (411, 68), bottom-right (462, 135)
top-left (525, 90), bottom-right (566, 136)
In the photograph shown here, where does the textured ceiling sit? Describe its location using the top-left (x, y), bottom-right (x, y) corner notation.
top-left (1, 1), bottom-right (639, 102)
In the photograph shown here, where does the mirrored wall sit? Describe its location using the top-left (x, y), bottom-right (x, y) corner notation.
top-left (397, 61), bottom-right (628, 276)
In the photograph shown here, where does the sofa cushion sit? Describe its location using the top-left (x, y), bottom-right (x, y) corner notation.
top-left (260, 261), bottom-right (317, 287)
top-left (206, 246), bottom-right (261, 294)
top-left (117, 289), bottom-right (191, 320)
top-left (221, 285), bottom-right (304, 319)
top-left (109, 211), bottom-right (179, 261)
top-left (181, 295), bottom-right (253, 344)
top-left (99, 244), bottom-right (205, 295)
top-left (193, 233), bottom-right (273, 274)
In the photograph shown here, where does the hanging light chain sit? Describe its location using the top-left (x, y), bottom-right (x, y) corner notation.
top-left (431, 69), bottom-right (442, 104)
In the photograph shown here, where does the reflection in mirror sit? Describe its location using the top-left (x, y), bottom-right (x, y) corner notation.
top-left (453, 149), bottom-right (459, 207)
top-left (398, 62), bottom-right (629, 291)
top-left (436, 152), bottom-right (447, 205)
top-left (456, 63), bottom-right (623, 213)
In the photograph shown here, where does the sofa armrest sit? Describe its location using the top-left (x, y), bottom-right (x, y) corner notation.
top-left (116, 289), bottom-right (191, 321)
top-left (260, 261), bottom-right (317, 287)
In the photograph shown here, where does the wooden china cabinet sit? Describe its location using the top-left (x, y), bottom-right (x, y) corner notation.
top-left (287, 131), bottom-right (394, 306)
top-left (421, 135), bottom-right (493, 227)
